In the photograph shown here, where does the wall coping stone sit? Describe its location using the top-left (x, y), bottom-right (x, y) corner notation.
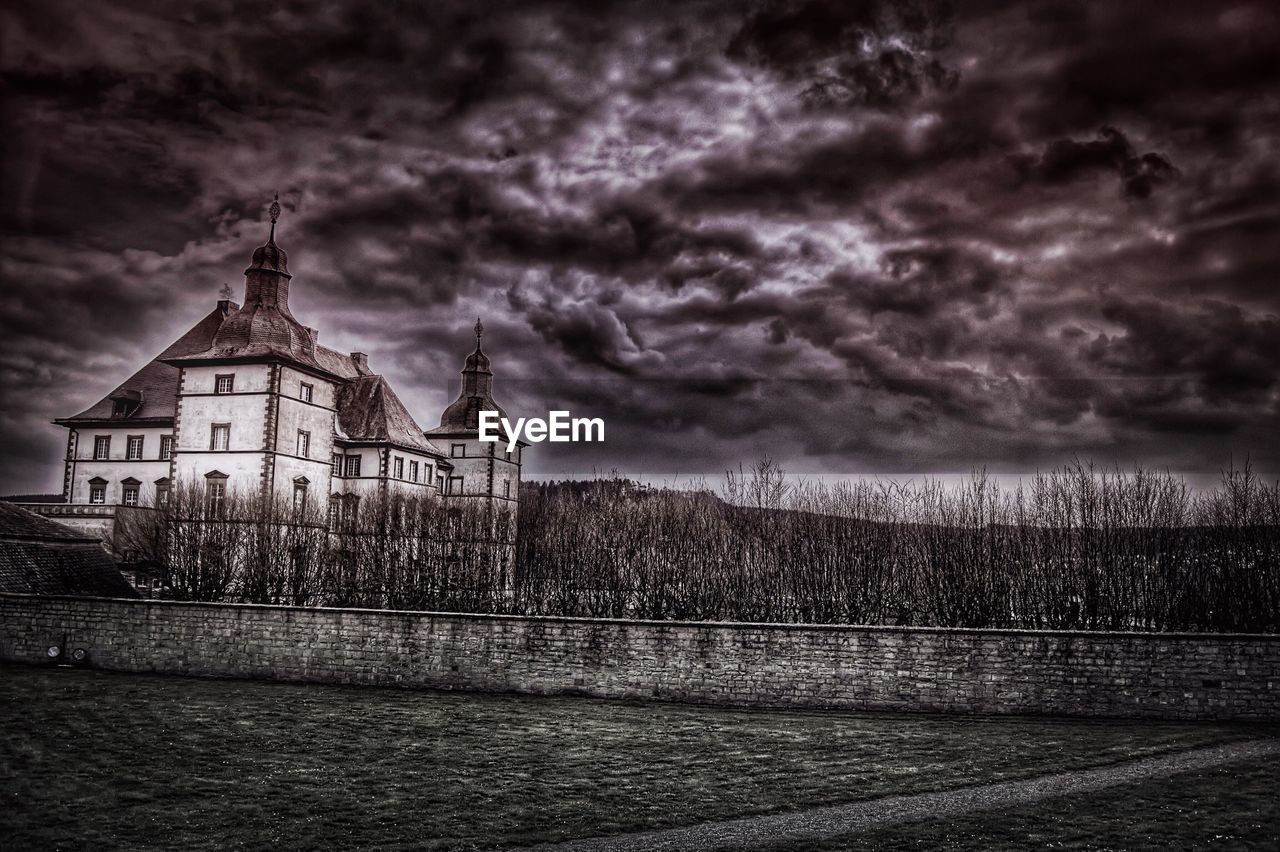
top-left (3, 592), bottom-right (1277, 642)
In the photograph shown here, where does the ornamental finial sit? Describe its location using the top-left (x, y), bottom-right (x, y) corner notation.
top-left (474, 317), bottom-right (484, 343)
top-left (268, 193), bottom-right (281, 243)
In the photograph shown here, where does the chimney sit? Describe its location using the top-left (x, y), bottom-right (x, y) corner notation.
top-left (351, 352), bottom-right (370, 375)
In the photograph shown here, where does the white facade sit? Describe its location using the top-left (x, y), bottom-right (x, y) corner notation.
top-left (39, 218), bottom-right (521, 546)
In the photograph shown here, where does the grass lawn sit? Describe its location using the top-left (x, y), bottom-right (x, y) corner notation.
top-left (1, 663), bottom-right (1274, 850)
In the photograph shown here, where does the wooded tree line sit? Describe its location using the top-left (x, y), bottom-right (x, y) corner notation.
top-left (514, 462), bottom-right (1280, 633)
top-left (116, 462), bottom-right (1280, 633)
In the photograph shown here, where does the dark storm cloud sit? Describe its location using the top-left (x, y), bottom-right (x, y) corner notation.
top-left (1, 0), bottom-right (1279, 493)
top-left (1011, 126), bottom-right (1180, 199)
top-left (727, 0), bottom-right (958, 108)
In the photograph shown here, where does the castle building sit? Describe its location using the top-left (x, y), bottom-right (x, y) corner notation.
top-left (36, 199), bottom-right (521, 543)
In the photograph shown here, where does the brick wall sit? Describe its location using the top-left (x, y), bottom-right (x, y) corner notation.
top-left (1, 593), bottom-right (1276, 720)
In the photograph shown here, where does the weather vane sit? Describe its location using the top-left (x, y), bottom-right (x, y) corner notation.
top-left (268, 193), bottom-right (281, 242)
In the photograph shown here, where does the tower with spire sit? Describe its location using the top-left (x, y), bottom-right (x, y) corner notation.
top-left (43, 196), bottom-right (520, 563)
top-left (428, 317), bottom-right (524, 514)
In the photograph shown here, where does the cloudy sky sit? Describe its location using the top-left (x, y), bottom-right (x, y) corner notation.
top-left (1, 0), bottom-right (1278, 492)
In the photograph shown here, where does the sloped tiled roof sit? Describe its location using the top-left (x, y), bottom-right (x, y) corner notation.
top-left (59, 302), bottom-right (235, 423)
top-left (0, 502), bottom-right (89, 541)
top-left (0, 502), bottom-right (139, 598)
top-left (314, 344), bottom-right (365, 379)
top-left (336, 375), bottom-right (446, 456)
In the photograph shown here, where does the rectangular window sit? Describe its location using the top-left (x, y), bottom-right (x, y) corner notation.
top-left (159, 435), bottom-right (174, 460)
top-left (300, 382), bottom-right (313, 403)
top-left (126, 435), bottom-right (144, 460)
top-left (451, 443), bottom-right (465, 458)
top-left (211, 423), bottom-right (230, 451)
top-left (93, 435), bottom-right (111, 460)
top-left (331, 453), bottom-right (342, 476)
top-left (409, 461), bottom-right (419, 483)
top-left (112, 399), bottom-right (130, 417)
top-left (122, 485), bottom-right (140, 507)
top-left (293, 484), bottom-right (308, 515)
top-left (503, 480), bottom-right (511, 499)
top-left (344, 455), bottom-right (361, 477)
top-left (297, 430), bottom-right (311, 458)
top-left (215, 374), bottom-right (235, 394)
top-left (156, 482), bottom-right (170, 506)
top-left (89, 485), bottom-right (106, 504)
top-left (425, 464), bottom-right (433, 484)
top-left (206, 481), bottom-right (226, 516)
top-left (393, 457), bottom-right (404, 479)
top-left (448, 476), bottom-right (463, 495)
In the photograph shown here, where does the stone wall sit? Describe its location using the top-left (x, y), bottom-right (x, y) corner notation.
top-left (1, 593), bottom-right (1276, 720)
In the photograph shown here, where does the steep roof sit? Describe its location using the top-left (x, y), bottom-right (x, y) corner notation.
top-left (156, 218), bottom-right (353, 380)
top-left (0, 502), bottom-right (139, 597)
top-left (315, 345), bottom-right (365, 379)
top-left (58, 302), bottom-right (236, 424)
top-left (0, 502), bottom-right (91, 541)
top-left (336, 375), bottom-right (446, 456)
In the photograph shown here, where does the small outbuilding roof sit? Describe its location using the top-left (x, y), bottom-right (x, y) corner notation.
top-left (0, 502), bottom-right (139, 598)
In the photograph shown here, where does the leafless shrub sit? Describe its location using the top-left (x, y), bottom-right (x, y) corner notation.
top-left (117, 485), bottom-right (514, 611)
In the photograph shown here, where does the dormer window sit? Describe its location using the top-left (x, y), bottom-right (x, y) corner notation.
top-left (215, 374), bottom-right (235, 394)
top-left (110, 390), bottom-right (142, 418)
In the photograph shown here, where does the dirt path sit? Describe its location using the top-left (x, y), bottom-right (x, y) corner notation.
top-left (518, 738), bottom-right (1280, 852)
